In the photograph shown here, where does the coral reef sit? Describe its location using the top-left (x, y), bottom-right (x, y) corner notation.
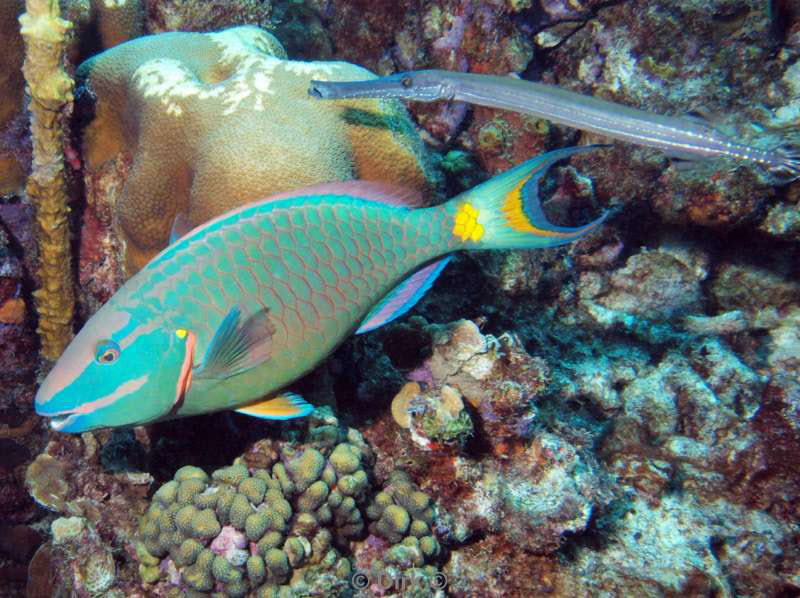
top-left (77, 25), bottom-right (437, 274)
top-left (8, 1), bottom-right (800, 597)
top-left (0, 0), bottom-right (144, 197)
top-left (136, 438), bottom-right (369, 595)
top-left (146, 0), bottom-right (273, 35)
top-left (38, 516), bottom-right (117, 595)
top-left (0, 215), bottom-right (36, 394)
top-left (351, 469), bottom-right (445, 596)
top-left (61, 0), bottom-right (145, 50)
top-left (369, 317), bottom-right (613, 561)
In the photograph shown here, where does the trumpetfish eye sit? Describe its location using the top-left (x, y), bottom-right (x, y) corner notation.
top-left (95, 340), bottom-right (120, 364)
top-left (401, 76), bottom-right (412, 88)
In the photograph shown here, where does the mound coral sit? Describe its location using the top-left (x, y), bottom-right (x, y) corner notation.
top-left (77, 25), bottom-right (437, 274)
top-left (136, 440), bottom-right (372, 596)
top-left (355, 470), bottom-right (443, 593)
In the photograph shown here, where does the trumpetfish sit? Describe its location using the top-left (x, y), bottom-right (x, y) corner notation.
top-left (35, 146), bottom-right (605, 433)
top-left (308, 70), bottom-right (800, 181)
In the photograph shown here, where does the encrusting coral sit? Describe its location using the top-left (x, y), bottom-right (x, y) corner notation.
top-left (77, 25), bottom-right (438, 274)
top-left (20, 0), bottom-right (76, 360)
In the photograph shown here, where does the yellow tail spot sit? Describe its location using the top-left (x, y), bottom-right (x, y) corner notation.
top-left (453, 203), bottom-right (484, 242)
top-left (175, 329), bottom-right (188, 339)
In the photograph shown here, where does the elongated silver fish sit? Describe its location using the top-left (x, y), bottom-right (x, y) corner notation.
top-left (309, 69), bottom-right (800, 181)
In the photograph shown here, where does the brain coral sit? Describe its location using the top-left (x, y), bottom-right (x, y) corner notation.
top-left (78, 25), bottom-right (437, 273)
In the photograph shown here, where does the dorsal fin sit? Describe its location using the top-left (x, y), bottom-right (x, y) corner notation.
top-left (259, 180), bottom-right (425, 208)
top-left (356, 256), bottom-right (452, 334)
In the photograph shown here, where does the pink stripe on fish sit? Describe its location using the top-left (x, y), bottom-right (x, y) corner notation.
top-left (73, 374), bottom-right (150, 415)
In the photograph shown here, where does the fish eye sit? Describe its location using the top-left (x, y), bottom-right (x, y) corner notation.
top-left (401, 76), bottom-right (413, 88)
top-left (95, 340), bottom-right (120, 364)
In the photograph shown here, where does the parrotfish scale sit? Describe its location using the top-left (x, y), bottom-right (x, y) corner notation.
top-left (288, 272), bottom-right (313, 303)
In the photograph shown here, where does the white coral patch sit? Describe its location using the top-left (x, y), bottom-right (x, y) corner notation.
top-left (103, 0), bottom-right (129, 7)
top-left (134, 59), bottom-right (199, 117)
top-left (210, 26), bottom-right (275, 65)
top-left (219, 57), bottom-right (279, 115)
top-left (283, 60), bottom-right (339, 77)
top-left (251, 70), bottom-right (273, 94)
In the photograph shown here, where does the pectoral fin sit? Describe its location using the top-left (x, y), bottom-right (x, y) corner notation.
top-left (235, 393), bottom-right (314, 420)
top-left (194, 306), bottom-right (276, 380)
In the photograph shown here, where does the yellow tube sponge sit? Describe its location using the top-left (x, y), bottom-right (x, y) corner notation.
top-left (77, 25), bottom-right (437, 274)
top-left (19, 0), bottom-right (75, 360)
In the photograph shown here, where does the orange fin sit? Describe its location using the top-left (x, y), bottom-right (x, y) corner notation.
top-left (235, 393), bottom-right (313, 420)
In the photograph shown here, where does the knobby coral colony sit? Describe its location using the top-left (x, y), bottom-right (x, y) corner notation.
top-left (135, 439), bottom-right (442, 595)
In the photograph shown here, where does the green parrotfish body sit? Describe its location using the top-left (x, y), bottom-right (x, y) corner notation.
top-left (35, 146), bottom-right (605, 433)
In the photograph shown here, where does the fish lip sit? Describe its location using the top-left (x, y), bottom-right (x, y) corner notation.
top-left (47, 412), bottom-right (78, 432)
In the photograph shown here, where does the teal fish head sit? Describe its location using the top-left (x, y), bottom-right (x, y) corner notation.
top-left (35, 304), bottom-right (194, 433)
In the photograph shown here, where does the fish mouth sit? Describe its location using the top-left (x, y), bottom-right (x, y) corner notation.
top-left (47, 412), bottom-right (78, 432)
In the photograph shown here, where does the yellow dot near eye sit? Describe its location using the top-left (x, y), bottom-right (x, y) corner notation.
top-left (176, 329), bottom-right (187, 339)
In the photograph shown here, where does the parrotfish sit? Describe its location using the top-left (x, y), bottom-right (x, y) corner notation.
top-left (308, 70), bottom-right (800, 181)
top-left (36, 146), bottom-right (605, 433)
